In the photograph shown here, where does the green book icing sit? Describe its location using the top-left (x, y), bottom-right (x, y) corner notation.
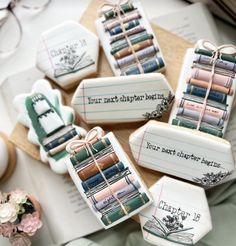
top-left (194, 48), bottom-right (236, 64)
top-left (101, 193), bottom-right (149, 226)
top-left (110, 34), bottom-right (154, 55)
top-left (172, 118), bottom-right (223, 138)
top-left (104, 2), bottom-right (135, 19)
top-left (70, 137), bottom-right (111, 166)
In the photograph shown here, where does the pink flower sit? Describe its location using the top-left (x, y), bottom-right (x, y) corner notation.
top-left (0, 222), bottom-right (16, 238)
top-left (17, 212), bottom-right (42, 236)
top-left (10, 190), bottom-right (27, 204)
top-left (9, 233), bottom-right (31, 246)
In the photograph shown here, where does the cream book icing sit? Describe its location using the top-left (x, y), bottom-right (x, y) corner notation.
top-left (139, 176), bottom-right (212, 246)
top-left (14, 79), bottom-right (87, 174)
top-left (71, 73), bottom-right (174, 124)
top-left (95, 1), bottom-right (166, 76)
top-left (36, 21), bottom-right (99, 89)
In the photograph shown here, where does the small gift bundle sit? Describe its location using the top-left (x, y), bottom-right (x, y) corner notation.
top-left (95, 0), bottom-right (165, 76)
top-left (14, 79), bottom-right (87, 174)
top-left (36, 21), bottom-right (99, 89)
top-left (130, 40), bottom-right (236, 187)
top-left (139, 176), bottom-right (212, 246)
top-left (0, 189), bottom-right (42, 246)
top-left (65, 127), bottom-right (152, 228)
top-left (71, 73), bottom-right (174, 124)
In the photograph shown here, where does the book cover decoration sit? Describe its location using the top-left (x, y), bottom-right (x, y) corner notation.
top-left (65, 126), bottom-right (152, 229)
top-left (95, 0), bottom-right (166, 76)
top-left (13, 79), bottom-right (87, 174)
top-left (129, 39), bottom-right (236, 188)
top-left (36, 21), bottom-right (99, 89)
top-left (71, 73), bottom-right (174, 124)
top-left (139, 176), bottom-right (212, 246)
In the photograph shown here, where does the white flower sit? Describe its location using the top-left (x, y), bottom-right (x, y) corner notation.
top-left (10, 190), bottom-right (27, 204)
top-left (0, 203), bottom-right (18, 223)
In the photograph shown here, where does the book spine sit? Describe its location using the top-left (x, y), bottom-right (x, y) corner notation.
top-left (121, 57), bottom-right (164, 75)
top-left (172, 118), bottom-right (223, 137)
top-left (190, 68), bottom-right (233, 88)
top-left (177, 107), bottom-right (224, 127)
top-left (178, 98), bottom-right (228, 120)
top-left (44, 128), bottom-right (78, 151)
top-left (113, 39), bottom-right (153, 59)
top-left (82, 162), bottom-right (125, 192)
top-left (186, 84), bottom-right (227, 104)
top-left (70, 138), bottom-right (111, 166)
top-left (109, 20), bottom-right (140, 36)
top-left (78, 152), bottom-right (119, 180)
top-left (194, 48), bottom-right (236, 64)
top-left (88, 174), bottom-right (135, 203)
top-left (193, 54), bottom-right (236, 72)
top-left (188, 78), bottom-right (233, 95)
top-left (93, 180), bottom-right (141, 212)
top-left (115, 45), bottom-right (159, 69)
top-left (105, 12), bottom-right (141, 31)
top-left (110, 25), bottom-right (145, 44)
top-left (101, 193), bottom-right (149, 226)
top-left (111, 33), bottom-right (153, 54)
top-left (104, 2), bottom-right (135, 20)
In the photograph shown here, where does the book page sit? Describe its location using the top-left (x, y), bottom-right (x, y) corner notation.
top-left (151, 3), bottom-right (221, 44)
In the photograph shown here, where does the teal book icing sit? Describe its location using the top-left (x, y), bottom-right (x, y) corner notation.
top-left (14, 79), bottom-right (87, 174)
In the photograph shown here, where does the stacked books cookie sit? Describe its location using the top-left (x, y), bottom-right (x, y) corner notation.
top-left (65, 126), bottom-right (152, 228)
top-left (71, 73), bottom-right (174, 124)
top-left (129, 40), bottom-right (236, 187)
top-left (95, 1), bottom-right (165, 76)
top-left (36, 21), bottom-right (99, 89)
top-left (14, 79), bottom-right (87, 174)
top-left (139, 176), bottom-right (212, 246)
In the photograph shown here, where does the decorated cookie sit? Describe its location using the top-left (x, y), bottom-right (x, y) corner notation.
top-left (139, 176), bottom-right (212, 246)
top-left (0, 132), bottom-right (16, 183)
top-left (71, 73), bottom-right (174, 124)
top-left (129, 120), bottom-right (235, 187)
top-left (14, 79), bottom-right (87, 174)
top-left (95, 1), bottom-right (165, 76)
top-left (65, 126), bottom-right (152, 229)
top-left (36, 21), bottom-right (99, 89)
top-left (129, 40), bottom-right (236, 187)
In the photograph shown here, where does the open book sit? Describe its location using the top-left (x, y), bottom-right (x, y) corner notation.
top-left (0, 68), bottom-right (102, 245)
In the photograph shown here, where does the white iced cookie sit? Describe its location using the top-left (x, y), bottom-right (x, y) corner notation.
top-left (14, 79), bottom-right (87, 174)
top-left (0, 132), bottom-right (16, 183)
top-left (72, 73), bottom-right (174, 124)
top-left (129, 120), bottom-right (235, 187)
top-left (36, 21), bottom-right (99, 89)
top-left (139, 176), bottom-right (212, 246)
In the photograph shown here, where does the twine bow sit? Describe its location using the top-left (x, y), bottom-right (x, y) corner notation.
top-left (66, 127), bottom-right (128, 215)
top-left (196, 39), bottom-right (236, 130)
top-left (99, 0), bottom-right (144, 74)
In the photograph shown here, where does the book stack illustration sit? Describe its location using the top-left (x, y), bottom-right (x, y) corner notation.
top-left (65, 126), bottom-right (152, 228)
top-left (36, 21), bottom-right (99, 89)
top-left (95, 0), bottom-right (165, 76)
top-left (139, 176), bottom-right (212, 246)
top-left (14, 79), bottom-right (87, 174)
top-left (129, 40), bottom-right (236, 187)
top-left (71, 73), bottom-right (174, 124)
